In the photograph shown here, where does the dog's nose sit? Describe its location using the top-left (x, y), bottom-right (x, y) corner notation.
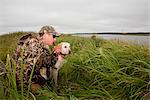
top-left (69, 50), bottom-right (71, 54)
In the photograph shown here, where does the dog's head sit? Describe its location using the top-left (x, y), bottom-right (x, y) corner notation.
top-left (53, 42), bottom-right (71, 55)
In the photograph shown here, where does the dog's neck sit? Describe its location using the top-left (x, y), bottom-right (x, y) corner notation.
top-left (53, 52), bottom-right (65, 59)
top-left (50, 52), bottom-right (65, 70)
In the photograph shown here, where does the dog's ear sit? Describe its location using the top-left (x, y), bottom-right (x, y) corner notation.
top-left (53, 44), bottom-right (62, 54)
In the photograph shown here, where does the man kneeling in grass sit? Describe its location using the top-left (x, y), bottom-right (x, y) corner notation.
top-left (12, 26), bottom-right (60, 90)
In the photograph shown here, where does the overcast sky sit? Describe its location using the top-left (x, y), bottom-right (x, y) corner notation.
top-left (0, 0), bottom-right (149, 34)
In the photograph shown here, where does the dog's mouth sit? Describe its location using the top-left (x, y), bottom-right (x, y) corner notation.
top-left (59, 52), bottom-right (66, 58)
top-left (53, 50), bottom-right (71, 59)
top-left (59, 51), bottom-right (71, 58)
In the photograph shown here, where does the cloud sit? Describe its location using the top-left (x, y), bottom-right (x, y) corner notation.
top-left (0, 0), bottom-right (149, 34)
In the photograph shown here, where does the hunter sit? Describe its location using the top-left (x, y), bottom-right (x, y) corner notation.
top-left (12, 26), bottom-right (60, 89)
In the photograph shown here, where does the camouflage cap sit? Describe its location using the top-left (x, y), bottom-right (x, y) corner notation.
top-left (39, 26), bottom-right (60, 37)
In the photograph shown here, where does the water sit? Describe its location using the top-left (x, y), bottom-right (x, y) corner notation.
top-left (73, 34), bottom-right (150, 46)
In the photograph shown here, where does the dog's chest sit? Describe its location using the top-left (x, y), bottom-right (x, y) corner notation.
top-left (55, 55), bottom-right (64, 70)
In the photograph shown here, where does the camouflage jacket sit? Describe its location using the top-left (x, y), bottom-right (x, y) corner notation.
top-left (12, 34), bottom-right (54, 87)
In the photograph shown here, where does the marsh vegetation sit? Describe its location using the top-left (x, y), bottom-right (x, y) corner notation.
top-left (0, 32), bottom-right (150, 99)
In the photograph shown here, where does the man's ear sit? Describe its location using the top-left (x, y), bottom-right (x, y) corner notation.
top-left (53, 44), bottom-right (62, 54)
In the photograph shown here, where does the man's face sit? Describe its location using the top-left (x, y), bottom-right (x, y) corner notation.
top-left (42, 33), bottom-right (56, 46)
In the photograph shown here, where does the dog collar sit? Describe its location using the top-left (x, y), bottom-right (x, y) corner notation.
top-left (51, 66), bottom-right (57, 69)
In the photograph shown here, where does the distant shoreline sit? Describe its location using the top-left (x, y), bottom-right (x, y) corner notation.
top-left (0, 31), bottom-right (150, 36)
top-left (72, 32), bottom-right (150, 36)
top-left (72, 33), bottom-right (150, 46)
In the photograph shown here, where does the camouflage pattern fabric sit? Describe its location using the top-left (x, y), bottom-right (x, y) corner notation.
top-left (12, 34), bottom-right (53, 88)
top-left (38, 26), bottom-right (60, 37)
top-left (33, 50), bottom-right (58, 85)
top-left (39, 26), bottom-right (55, 33)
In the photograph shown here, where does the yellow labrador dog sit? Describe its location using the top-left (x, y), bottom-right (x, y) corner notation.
top-left (39, 42), bottom-right (71, 87)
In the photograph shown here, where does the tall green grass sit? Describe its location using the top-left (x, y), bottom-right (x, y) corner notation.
top-left (57, 35), bottom-right (150, 99)
top-left (0, 32), bottom-right (29, 62)
top-left (0, 32), bottom-right (150, 99)
top-left (0, 54), bottom-right (37, 100)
